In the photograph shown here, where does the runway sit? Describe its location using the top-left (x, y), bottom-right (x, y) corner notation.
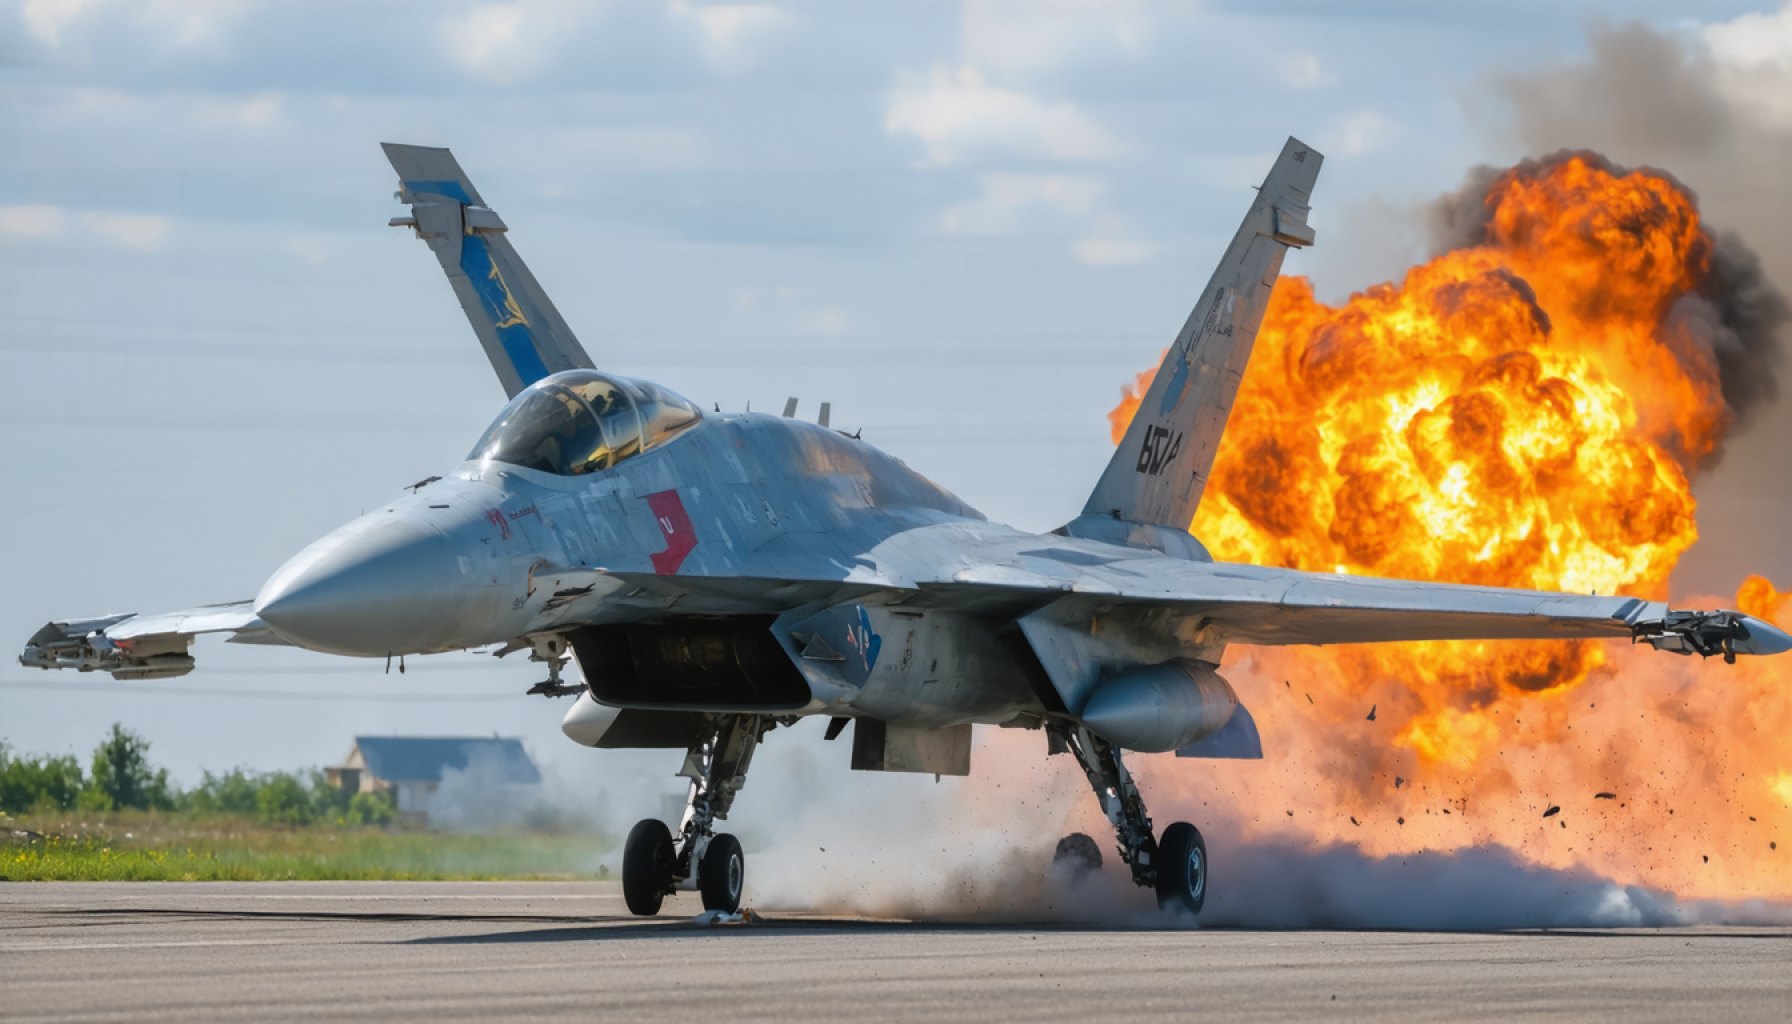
top-left (3, 883), bottom-right (1789, 1022)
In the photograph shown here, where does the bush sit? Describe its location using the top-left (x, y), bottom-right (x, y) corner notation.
top-left (344, 791), bottom-right (396, 827)
top-left (184, 769), bottom-right (261, 817)
top-left (0, 742), bottom-right (86, 813)
top-left (85, 724), bottom-right (174, 812)
top-left (307, 770), bottom-right (353, 821)
top-left (253, 773), bottom-right (315, 826)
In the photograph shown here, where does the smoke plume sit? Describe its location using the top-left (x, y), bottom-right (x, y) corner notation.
top-left (1483, 16), bottom-right (1792, 591)
top-left (1427, 150), bottom-right (1786, 458)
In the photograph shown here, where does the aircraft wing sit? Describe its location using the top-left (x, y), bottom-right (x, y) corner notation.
top-left (1035, 560), bottom-right (1792, 660)
top-left (19, 601), bottom-right (287, 680)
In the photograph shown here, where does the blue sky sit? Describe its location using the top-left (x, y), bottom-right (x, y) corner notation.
top-left (2, 0), bottom-right (1788, 782)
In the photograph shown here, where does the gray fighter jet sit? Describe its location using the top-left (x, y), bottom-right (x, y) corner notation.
top-left (22, 138), bottom-right (1789, 917)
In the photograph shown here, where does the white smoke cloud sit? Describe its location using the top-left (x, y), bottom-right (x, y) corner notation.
top-left (713, 725), bottom-right (1792, 929)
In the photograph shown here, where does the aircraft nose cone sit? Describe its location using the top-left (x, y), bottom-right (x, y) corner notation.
top-left (1739, 616), bottom-right (1792, 657)
top-left (255, 517), bottom-right (470, 656)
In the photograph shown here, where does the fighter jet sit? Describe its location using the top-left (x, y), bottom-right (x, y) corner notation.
top-left (21, 138), bottom-right (1790, 917)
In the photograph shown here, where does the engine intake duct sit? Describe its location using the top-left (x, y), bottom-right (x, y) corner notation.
top-left (570, 618), bottom-right (810, 711)
top-left (1079, 658), bottom-right (1238, 753)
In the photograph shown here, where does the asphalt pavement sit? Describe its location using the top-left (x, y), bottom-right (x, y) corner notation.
top-left (3, 882), bottom-right (1789, 1022)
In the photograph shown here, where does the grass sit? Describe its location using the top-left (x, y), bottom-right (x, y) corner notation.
top-left (1, 811), bottom-right (614, 882)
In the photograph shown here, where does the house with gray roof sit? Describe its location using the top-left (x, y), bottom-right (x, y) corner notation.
top-left (326, 736), bottom-right (541, 820)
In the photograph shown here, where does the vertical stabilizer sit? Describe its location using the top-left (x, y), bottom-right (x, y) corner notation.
top-left (1080, 137), bottom-right (1322, 533)
top-left (382, 143), bottom-right (595, 398)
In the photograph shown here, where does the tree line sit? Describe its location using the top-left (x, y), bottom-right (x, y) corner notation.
top-left (0, 724), bottom-right (394, 826)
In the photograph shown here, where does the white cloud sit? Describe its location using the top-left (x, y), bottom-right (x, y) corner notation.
top-left (1278, 53), bottom-right (1335, 91)
top-left (443, 4), bottom-right (527, 81)
top-left (939, 173), bottom-right (1102, 235)
top-left (1703, 4), bottom-right (1792, 71)
top-left (20, 0), bottom-right (98, 48)
top-left (284, 233), bottom-right (333, 266)
top-left (440, 1), bottom-right (587, 85)
top-left (21, 0), bottom-right (245, 55)
top-left (885, 65), bottom-right (1123, 166)
top-left (82, 211), bottom-right (172, 250)
top-left (960, 0), bottom-right (1148, 78)
top-left (1330, 109), bottom-right (1398, 156)
top-left (1073, 230), bottom-right (1155, 267)
top-left (797, 306), bottom-right (851, 335)
top-left (0, 203), bottom-right (176, 249)
top-left (193, 93), bottom-right (282, 129)
top-left (1704, 4), bottom-right (1792, 127)
top-left (670, 1), bottom-right (795, 73)
top-left (0, 204), bottom-right (67, 238)
top-left (139, 0), bottom-right (246, 54)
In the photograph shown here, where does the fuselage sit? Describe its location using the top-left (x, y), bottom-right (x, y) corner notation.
top-left (252, 371), bottom-right (1211, 729)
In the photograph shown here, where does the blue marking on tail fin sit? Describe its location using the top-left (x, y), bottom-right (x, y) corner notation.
top-left (1156, 357), bottom-right (1190, 417)
top-left (402, 179), bottom-right (475, 204)
top-left (459, 234), bottom-right (549, 387)
top-left (401, 177), bottom-right (549, 388)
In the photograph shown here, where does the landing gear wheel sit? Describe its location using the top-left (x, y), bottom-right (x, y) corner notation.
top-left (699, 832), bottom-right (745, 913)
top-left (1154, 821), bottom-right (1207, 916)
top-left (1052, 832), bottom-right (1103, 878)
top-left (622, 818), bottom-right (675, 917)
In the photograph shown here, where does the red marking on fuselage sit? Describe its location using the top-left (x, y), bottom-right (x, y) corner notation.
top-left (644, 490), bottom-right (696, 575)
top-left (485, 508), bottom-right (512, 540)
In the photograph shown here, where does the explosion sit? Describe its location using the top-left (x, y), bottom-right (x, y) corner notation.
top-left (1109, 153), bottom-right (1791, 900)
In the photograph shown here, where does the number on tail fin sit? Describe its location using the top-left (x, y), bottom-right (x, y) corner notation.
top-left (1135, 424), bottom-right (1183, 477)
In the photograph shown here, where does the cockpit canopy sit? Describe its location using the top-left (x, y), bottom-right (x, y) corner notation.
top-left (469, 370), bottom-right (704, 476)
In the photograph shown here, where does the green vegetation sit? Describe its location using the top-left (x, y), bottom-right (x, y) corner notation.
top-left (1, 727), bottom-right (378, 825)
top-left (2, 813), bottom-right (607, 881)
top-left (1, 725), bottom-right (607, 882)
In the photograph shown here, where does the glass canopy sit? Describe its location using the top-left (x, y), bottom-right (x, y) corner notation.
top-left (468, 370), bottom-right (704, 476)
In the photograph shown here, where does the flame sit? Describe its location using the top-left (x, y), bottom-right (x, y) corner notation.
top-left (1110, 155), bottom-right (1790, 898)
top-left (1738, 574), bottom-right (1791, 627)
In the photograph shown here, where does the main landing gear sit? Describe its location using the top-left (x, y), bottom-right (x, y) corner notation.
top-left (622, 714), bottom-right (767, 917)
top-left (1052, 724), bottom-right (1207, 916)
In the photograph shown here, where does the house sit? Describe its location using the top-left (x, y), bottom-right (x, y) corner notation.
top-left (326, 736), bottom-right (542, 820)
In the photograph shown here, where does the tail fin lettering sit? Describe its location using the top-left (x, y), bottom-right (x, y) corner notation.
top-left (1080, 137), bottom-right (1322, 533)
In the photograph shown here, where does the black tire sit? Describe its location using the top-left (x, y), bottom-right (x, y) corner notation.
top-left (622, 818), bottom-right (675, 917)
top-left (1154, 821), bottom-right (1207, 916)
top-left (1052, 832), bottom-right (1103, 877)
top-left (699, 832), bottom-right (745, 913)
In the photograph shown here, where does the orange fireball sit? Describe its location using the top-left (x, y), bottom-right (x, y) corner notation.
top-left (1110, 154), bottom-right (1792, 898)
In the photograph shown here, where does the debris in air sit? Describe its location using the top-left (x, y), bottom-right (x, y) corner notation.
top-left (1394, 776), bottom-right (1405, 789)
top-left (1703, 855), bottom-right (1709, 863)
top-left (1366, 704), bottom-right (1377, 722)
top-left (1286, 810), bottom-right (1294, 817)
top-left (1349, 817), bottom-right (1360, 826)
top-left (1594, 792), bottom-right (1616, 800)
top-left (1306, 693), bottom-right (1314, 705)
top-left (1543, 806), bottom-right (1561, 818)
top-left (1397, 817), bottom-right (1406, 826)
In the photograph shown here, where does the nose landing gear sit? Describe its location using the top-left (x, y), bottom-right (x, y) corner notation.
top-left (621, 714), bottom-right (769, 917)
top-left (1053, 723), bottom-right (1208, 916)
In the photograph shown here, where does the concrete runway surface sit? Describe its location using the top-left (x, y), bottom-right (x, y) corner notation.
top-left (3, 882), bottom-right (1789, 1022)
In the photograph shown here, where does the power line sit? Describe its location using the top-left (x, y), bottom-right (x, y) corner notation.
top-left (0, 679), bottom-right (530, 703)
